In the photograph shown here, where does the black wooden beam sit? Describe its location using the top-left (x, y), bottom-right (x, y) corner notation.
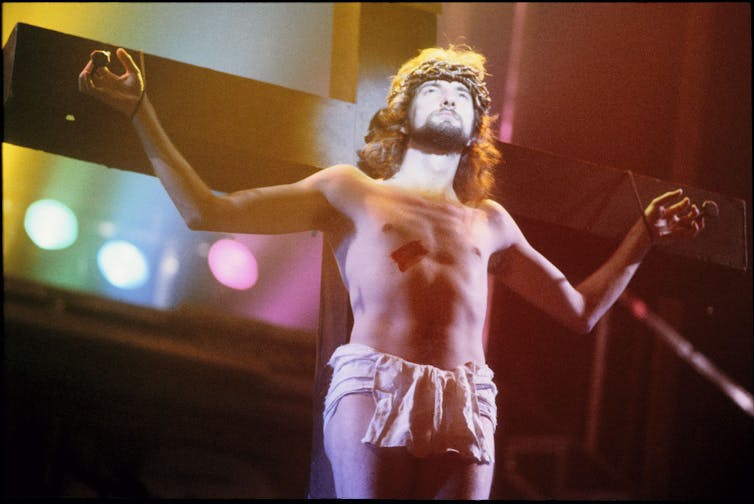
top-left (3, 22), bottom-right (354, 191)
top-left (4, 22), bottom-right (746, 270)
top-left (496, 143), bottom-right (748, 271)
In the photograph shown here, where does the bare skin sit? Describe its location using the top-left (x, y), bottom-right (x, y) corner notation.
top-left (79, 48), bottom-right (704, 499)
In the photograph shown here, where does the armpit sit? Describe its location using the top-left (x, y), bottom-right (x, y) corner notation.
top-left (487, 251), bottom-right (508, 275)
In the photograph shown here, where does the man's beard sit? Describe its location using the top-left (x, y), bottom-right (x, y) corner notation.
top-left (408, 114), bottom-right (471, 153)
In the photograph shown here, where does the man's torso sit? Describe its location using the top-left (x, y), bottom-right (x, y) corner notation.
top-left (322, 166), bottom-right (509, 369)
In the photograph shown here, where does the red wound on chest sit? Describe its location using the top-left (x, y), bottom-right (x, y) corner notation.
top-left (390, 240), bottom-right (429, 272)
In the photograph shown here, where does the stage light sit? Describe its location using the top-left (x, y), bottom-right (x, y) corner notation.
top-left (23, 199), bottom-right (79, 250)
top-left (97, 240), bottom-right (150, 289)
top-left (207, 238), bottom-right (258, 290)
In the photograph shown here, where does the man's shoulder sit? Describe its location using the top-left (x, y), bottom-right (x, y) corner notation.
top-left (321, 163), bottom-right (365, 178)
top-left (476, 198), bottom-right (526, 251)
top-left (315, 164), bottom-right (373, 187)
top-left (310, 164), bottom-right (377, 210)
top-left (477, 198), bottom-right (512, 221)
top-left (477, 198), bottom-right (524, 235)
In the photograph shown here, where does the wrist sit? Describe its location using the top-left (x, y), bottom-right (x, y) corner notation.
top-left (625, 170), bottom-right (655, 246)
top-left (631, 216), bottom-right (654, 257)
top-left (129, 89), bottom-right (146, 122)
top-left (639, 210), bottom-right (655, 245)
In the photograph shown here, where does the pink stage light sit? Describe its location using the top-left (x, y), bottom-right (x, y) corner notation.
top-left (207, 238), bottom-right (259, 290)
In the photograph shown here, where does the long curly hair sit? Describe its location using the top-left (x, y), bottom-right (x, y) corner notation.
top-left (357, 45), bottom-right (502, 205)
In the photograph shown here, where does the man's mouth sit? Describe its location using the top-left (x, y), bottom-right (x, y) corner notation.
top-left (433, 109), bottom-right (459, 121)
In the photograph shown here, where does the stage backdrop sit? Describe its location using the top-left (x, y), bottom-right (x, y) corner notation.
top-left (2, 3), bottom-right (335, 332)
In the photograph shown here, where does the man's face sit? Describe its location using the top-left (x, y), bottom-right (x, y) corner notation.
top-left (407, 79), bottom-right (476, 153)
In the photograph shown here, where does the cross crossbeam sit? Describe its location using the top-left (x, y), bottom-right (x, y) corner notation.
top-left (4, 22), bottom-right (746, 271)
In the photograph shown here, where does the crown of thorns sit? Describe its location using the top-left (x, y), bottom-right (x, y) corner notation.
top-left (388, 59), bottom-right (492, 116)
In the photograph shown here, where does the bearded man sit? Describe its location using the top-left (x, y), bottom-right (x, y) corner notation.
top-left (79, 45), bottom-right (704, 499)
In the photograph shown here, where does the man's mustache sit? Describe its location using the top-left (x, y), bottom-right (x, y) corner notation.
top-left (431, 108), bottom-right (461, 121)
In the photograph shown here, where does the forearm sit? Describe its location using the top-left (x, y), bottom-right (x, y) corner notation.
top-left (130, 93), bottom-right (215, 227)
top-left (575, 218), bottom-right (653, 331)
top-left (497, 189), bottom-right (701, 334)
top-left (79, 50), bottom-right (335, 234)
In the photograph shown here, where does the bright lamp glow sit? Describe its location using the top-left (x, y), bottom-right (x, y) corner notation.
top-left (97, 240), bottom-right (150, 289)
top-left (23, 199), bottom-right (79, 250)
top-left (207, 238), bottom-right (258, 290)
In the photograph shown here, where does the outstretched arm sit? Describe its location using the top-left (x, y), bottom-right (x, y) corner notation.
top-left (78, 48), bottom-right (338, 235)
top-left (492, 190), bottom-right (704, 333)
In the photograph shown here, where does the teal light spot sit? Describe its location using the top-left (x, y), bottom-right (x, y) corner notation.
top-left (23, 199), bottom-right (79, 250)
top-left (97, 240), bottom-right (150, 289)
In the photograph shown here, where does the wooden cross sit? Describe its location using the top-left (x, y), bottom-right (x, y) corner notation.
top-left (3, 4), bottom-right (747, 497)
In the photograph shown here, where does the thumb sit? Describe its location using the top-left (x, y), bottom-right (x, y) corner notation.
top-left (116, 47), bottom-right (141, 75)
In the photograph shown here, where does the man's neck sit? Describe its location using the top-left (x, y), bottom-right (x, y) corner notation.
top-left (390, 145), bottom-right (461, 201)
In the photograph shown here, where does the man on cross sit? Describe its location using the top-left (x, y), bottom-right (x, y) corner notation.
top-left (79, 45), bottom-right (704, 499)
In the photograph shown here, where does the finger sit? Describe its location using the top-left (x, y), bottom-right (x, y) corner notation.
top-left (81, 72), bottom-right (116, 101)
top-left (79, 69), bottom-right (97, 94)
top-left (668, 219), bottom-right (698, 239)
top-left (679, 210), bottom-right (705, 236)
top-left (665, 197), bottom-right (692, 220)
top-left (116, 47), bottom-right (140, 75)
top-left (647, 190), bottom-right (682, 220)
top-left (696, 216), bottom-right (706, 234)
top-left (93, 65), bottom-right (119, 83)
top-left (674, 204), bottom-right (700, 225)
top-left (688, 220), bottom-right (702, 238)
top-left (650, 204), bottom-right (666, 220)
top-left (78, 70), bottom-right (88, 92)
top-left (82, 58), bottom-right (95, 76)
top-left (683, 204), bottom-right (701, 220)
top-left (78, 59), bottom-right (95, 91)
top-left (651, 188), bottom-right (684, 207)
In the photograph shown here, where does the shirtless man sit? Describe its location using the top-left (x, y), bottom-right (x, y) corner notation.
top-left (78, 46), bottom-right (704, 499)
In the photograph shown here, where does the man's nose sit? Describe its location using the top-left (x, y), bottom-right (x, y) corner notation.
top-left (441, 94), bottom-right (456, 108)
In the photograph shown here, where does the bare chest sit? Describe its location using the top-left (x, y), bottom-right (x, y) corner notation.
top-left (351, 191), bottom-right (492, 274)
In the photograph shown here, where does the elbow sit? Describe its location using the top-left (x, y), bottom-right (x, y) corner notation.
top-left (567, 311), bottom-right (598, 335)
top-left (571, 291), bottom-right (599, 334)
top-left (185, 212), bottom-right (213, 231)
top-left (184, 213), bottom-right (204, 230)
top-left (182, 197), bottom-right (217, 231)
top-left (577, 318), bottom-right (597, 335)
top-left (182, 204), bottom-right (215, 230)
top-left (566, 316), bottom-right (593, 335)
top-left (185, 218), bottom-right (202, 231)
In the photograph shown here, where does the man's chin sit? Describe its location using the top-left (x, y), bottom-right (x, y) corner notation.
top-left (410, 125), bottom-right (469, 153)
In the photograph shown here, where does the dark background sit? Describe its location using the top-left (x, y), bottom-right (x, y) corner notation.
top-left (4, 3), bottom-right (751, 499)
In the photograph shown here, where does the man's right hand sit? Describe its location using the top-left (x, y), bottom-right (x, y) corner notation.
top-left (78, 47), bottom-right (144, 118)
